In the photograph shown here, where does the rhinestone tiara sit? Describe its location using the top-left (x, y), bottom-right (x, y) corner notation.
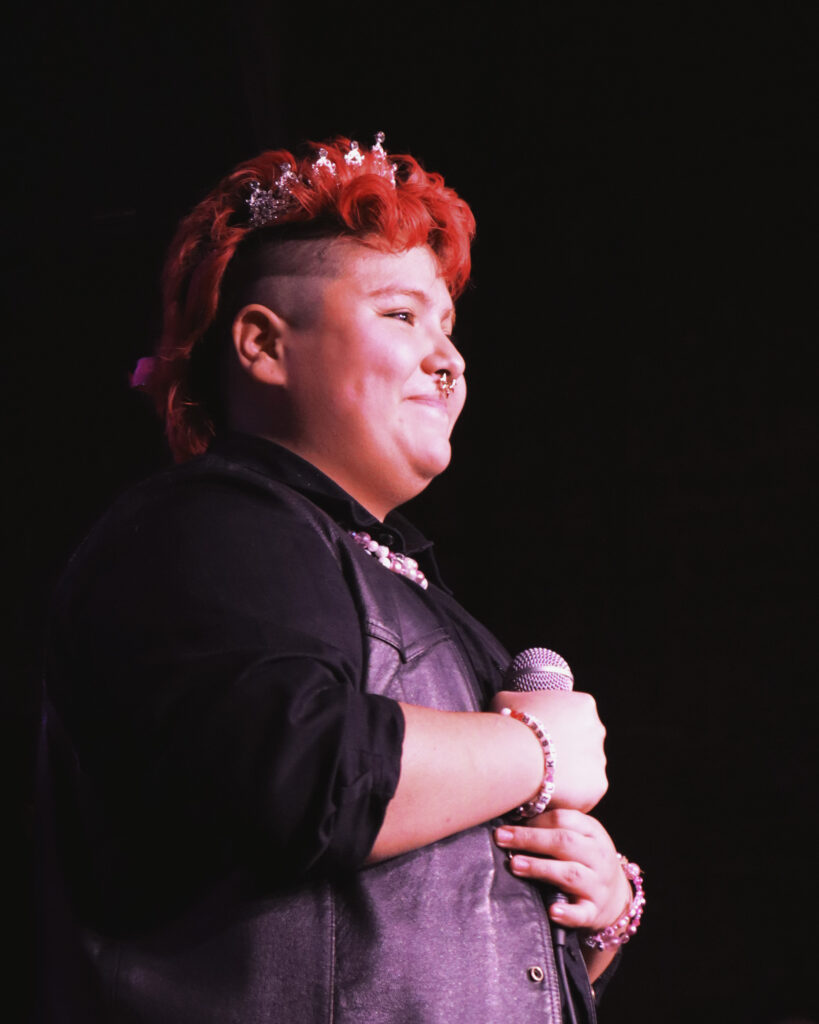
top-left (246, 131), bottom-right (398, 229)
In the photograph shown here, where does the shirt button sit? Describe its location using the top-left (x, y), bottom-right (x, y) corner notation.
top-left (380, 531), bottom-right (395, 546)
top-left (527, 966), bottom-right (545, 983)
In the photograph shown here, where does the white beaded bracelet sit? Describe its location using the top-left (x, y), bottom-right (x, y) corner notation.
top-left (499, 707), bottom-right (556, 818)
top-left (584, 855), bottom-right (646, 951)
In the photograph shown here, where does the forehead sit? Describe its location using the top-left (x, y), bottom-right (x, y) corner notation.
top-left (245, 240), bottom-right (453, 328)
top-left (327, 242), bottom-right (453, 313)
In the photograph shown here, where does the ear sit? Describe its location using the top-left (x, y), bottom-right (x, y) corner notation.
top-left (231, 303), bottom-right (290, 387)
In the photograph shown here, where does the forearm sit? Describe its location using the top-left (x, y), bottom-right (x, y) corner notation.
top-left (581, 944), bottom-right (618, 985)
top-left (368, 689), bottom-right (609, 863)
top-left (366, 702), bottom-right (543, 862)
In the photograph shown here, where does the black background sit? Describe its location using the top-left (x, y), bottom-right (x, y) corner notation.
top-left (9, 4), bottom-right (818, 1021)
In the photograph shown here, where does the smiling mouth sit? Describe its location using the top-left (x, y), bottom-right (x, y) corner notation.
top-left (407, 396), bottom-right (450, 417)
top-left (408, 394), bottom-right (449, 407)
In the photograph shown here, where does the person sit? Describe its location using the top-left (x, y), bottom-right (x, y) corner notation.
top-left (38, 134), bottom-right (643, 1023)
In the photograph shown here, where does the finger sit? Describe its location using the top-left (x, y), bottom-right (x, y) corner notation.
top-left (495, 825), bottom-right (599, 867)
top-left (549, 897), bottom-right (599, 930)
top-left (507, 853), bottom-right (593, 897)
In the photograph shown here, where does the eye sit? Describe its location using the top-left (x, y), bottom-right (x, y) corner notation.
top-left (385, 310), bottom-right (415, 325)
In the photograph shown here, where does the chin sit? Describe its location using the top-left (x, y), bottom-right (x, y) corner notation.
top-left (414, 445), bottom-right (453, 484)
top-left (380, 443), bottom-right (454, 508)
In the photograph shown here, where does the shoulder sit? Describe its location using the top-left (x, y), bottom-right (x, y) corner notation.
top-left (77, 451), bottom-right (339, 558)
top-left (54, 451), bottom-right (352, 628)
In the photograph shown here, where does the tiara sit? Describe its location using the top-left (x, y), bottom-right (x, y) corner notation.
top-left (246, 132), bottom-right (398, 229)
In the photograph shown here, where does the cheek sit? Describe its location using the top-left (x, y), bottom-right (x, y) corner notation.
top-left (342, 336), bottom-right (411, 394)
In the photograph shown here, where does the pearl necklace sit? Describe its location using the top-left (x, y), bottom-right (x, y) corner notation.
top-left (349, 531), bottom-right (429, 590)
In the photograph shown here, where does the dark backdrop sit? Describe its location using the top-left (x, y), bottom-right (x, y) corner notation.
top-left (9, 4), bottom-right (818, 1022)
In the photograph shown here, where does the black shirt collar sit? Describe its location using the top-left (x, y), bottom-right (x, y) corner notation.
top-left (207, 434), bottom-right (443, 582)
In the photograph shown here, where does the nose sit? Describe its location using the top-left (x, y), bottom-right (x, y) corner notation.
top-left (421, 329), bottom-right (466, 380)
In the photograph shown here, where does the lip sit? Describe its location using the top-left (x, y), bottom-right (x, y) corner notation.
top-left (407, 393), bottom-right (449, 407)
top-left (406, 395), bottom-right (450, 417)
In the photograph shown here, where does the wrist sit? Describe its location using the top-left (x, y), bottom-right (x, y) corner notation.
top-left (498, 707), bottom-right (556, 818)
top-left (585, 855), bottom-right (646, 951)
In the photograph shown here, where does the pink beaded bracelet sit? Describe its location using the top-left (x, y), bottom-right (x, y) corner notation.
top-left (499, 707), bottom-right (556, 818)
top-left (584, 855), bottom-right (646, 951)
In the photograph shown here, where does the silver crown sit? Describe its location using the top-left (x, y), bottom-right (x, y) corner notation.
top-left (311, 147), bottom-right (336, 176)
top-left (369, 131), bottom-right (396, 185)
top-left (247, 162), bottom-right (300, 227)
top-left (344, 139), bottom-right (365, 167)
top-left (247, 133), bottom-right (398, 229)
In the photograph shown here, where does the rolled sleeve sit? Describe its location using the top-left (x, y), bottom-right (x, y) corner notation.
top-left (48, 467), bottom-right (405, 888)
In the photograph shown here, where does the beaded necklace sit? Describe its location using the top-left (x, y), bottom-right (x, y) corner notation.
top-left (349, 531), bottom-right (429, 590)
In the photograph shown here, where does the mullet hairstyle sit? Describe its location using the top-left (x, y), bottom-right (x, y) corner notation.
top-left (148, 137), bottom-right (476, 461)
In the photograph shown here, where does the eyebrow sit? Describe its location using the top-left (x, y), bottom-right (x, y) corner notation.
top-left (367, 286), bottom-right (455, 323)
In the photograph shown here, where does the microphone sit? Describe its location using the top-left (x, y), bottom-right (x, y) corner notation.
top-left (504, 647), bottom-right (575, 946)
top-left (503, 647), bottom-right (574, 694)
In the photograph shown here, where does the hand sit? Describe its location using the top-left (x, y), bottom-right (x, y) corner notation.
top-left (493, 809), bottom-right (632, 933)
top-left (489, 690), bottom-right (608, 811)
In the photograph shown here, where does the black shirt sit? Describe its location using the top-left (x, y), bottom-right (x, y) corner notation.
top-left (46, 434), bottom-right (507, 919)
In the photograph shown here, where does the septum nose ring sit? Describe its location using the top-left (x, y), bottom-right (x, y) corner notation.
top-left (436, 370), bottom-right (458, 399)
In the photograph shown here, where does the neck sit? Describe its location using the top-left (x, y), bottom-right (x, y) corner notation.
top-left (256, 433), bottom-right (403, 521)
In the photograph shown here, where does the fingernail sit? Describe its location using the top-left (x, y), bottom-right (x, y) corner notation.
top-left (495, 828), bottom-right (514, 844)
top-left (510, 855), bottom-right (530, 873)
top-left (550, 903), bottom-right (566, 920)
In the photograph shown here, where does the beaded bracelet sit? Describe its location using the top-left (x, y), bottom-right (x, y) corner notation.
top-left (499, 707), bottom-right (556, 818)
top-left (584, 855), bottom-right (646, 951)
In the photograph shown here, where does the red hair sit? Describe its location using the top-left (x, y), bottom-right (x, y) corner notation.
top-left (148, 136), bottom-right (476, 461)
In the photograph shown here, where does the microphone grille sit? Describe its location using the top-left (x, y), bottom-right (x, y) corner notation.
top-left (504, 647), bottom-right (574, 692)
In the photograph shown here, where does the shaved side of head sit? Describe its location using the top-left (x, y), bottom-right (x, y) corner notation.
top-left (226, 237), bottom-right (350, 328)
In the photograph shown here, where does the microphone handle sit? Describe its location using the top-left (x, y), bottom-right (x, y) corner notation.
top-left (549, 891), bottom-right (579, 1024)
top-left (506, 647), bottom-right (580, 1024)
top-left (506, 648), bottom-right (576, 937)
top-left (547, 890), bottom-right (569, 947)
